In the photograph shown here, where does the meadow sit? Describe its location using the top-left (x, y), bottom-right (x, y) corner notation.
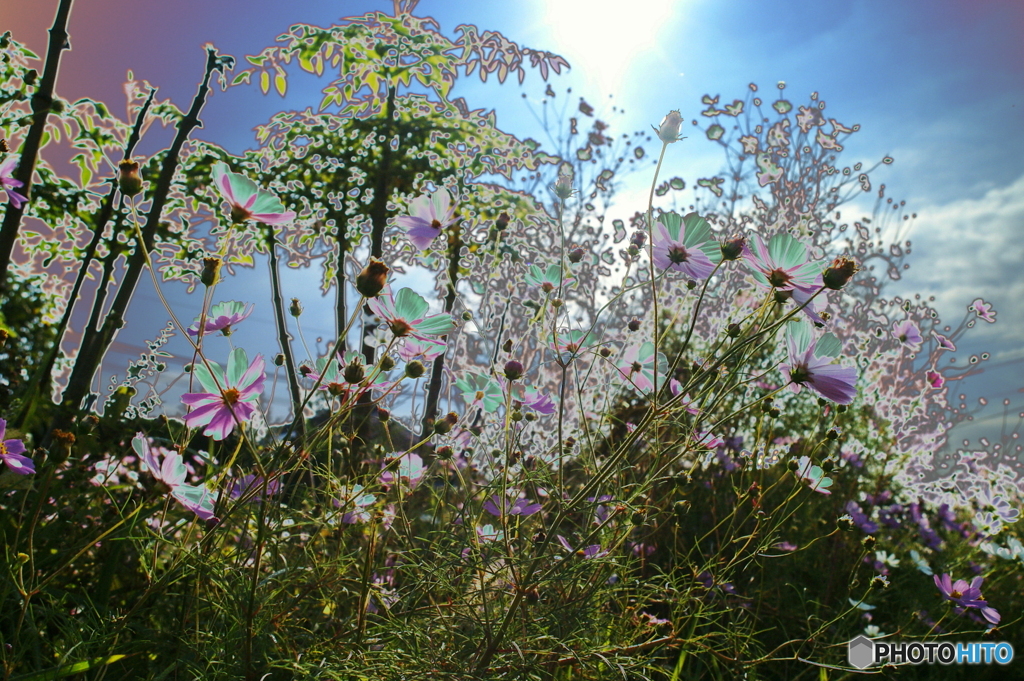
top-left (0, 2), bottom-right (1021, 679)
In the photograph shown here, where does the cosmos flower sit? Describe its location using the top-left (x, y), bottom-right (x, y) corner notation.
top-left (335, 485), bottom-right (376, 524)
top-left (651, 212), bottom-right (718, 280)
top-left (394, 188), bottom-right (457, 250)
top-left (744, 232), bottom-right (822, 291)
top-left (780, 320), bottom-right (857, 404)
top-left (614, 342), bottom-right (667, 394)
top-left (483, 493), bottom-right (542, 518)
top-left (925, 370), bottom-right (945, 389)
top-left (794, 456), bottom-right (833, 495)
top-left (181, 348), bottom-right (265, 441)
top-left (968, 298), bottom-right (996, 323)
top-left (187, 301), bottom-right (254, 337)
top-left (891, 319), bottom-right (923, 351)
top-left (368, 287), bottom-right (456, 341)
top-left (230, 474), bottom-right (281, 501)
top-left (212, 161), bottom-right (295, 225)
top-left (380, 452), bottom-right (425, 489)
top-left (933, 573), bottom-right (1000, 626)
top-left (0, 418), bottom-right (33, 475)
top-left (557, 535), bottom-right (608, 559)
top-left (0, 157), bottom-right (27, 209)
top-left (132, 433), bottom-right (215, 520)
top-left (933, 333), bottom-right (956, 351)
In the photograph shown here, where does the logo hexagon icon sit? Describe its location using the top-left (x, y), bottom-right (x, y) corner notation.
top-left (848, 635), bottom-right (875, 669)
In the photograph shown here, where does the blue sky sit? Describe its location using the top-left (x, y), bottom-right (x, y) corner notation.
top-left (9, 0), bottom-right (1023, 444)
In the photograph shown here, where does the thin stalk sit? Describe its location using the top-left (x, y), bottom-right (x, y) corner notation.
top-left (264, 222), bottom-right (306, 441)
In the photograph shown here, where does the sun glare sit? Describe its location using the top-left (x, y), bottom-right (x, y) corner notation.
top-left (539, 0), bottom-right (681, 94)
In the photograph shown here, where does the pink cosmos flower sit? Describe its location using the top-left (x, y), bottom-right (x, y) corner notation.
top-left (132, 433), bottom-right (215, 520)
top-left (181, 348), bottom-right (265, 441)
top-left (780, 321), bottom-right (857, 404)
top-left (744, 232), bottom-right (822, 291)
top-left (335, 485), bottom-right (376, 523)
top-left (397, 337), bottom-right (447, 363)
top-left (968, 298), bottom-right (997, 323)
top-left (394, 188), bottom-right (457, 250)
top-left (187, 301), bottom-right (254, 337)
top-left (380, 452), bottom-right (425, 489)
top-left (614, 342), bottom-right (667, 393)
top-left (892, 319), bottom-right (923, 351)
top-left (0, 418), bottom-right (33, 475)
top-left (651, 212), bottom-right (718, 280)
top-left (211, 161), bottom-right (295, 225)
top-left (368, 287), bottom-right (456, 342)
top-left (557, 535), bottom-right (608, 559)
top-left (933, 573), bottom-right (1001, 626)
top-left (934, 333), bottom-right (956, 351)
top-left (925, 370), bottom-right (945, 389)
top-left (0, 157), bottom-right (27, 209)
top-left (229, 474), bottom-right (281, 501)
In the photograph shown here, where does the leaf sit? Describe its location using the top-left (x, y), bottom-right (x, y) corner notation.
top-left (274, 71), bottom-right (287, 97)
top-left (260, 70), bottom-right (270, 94)
top-left (9, 655), bottom-right (128, 681)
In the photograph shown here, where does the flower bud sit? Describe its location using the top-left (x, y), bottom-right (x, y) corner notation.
top-left (511, 410), bottom-right (523, 422)
top-left (496, 212), bottom-right (511, 230)
top-left (673, 500), bottom-right (691, 518)
top-left (117, 158), bottom-right (144, 197)
top-left (50, 429), bottom-right (75, 464)
top-left (274, 353), bottom-right (285, 367)
top-left (553, 169), bottom-right (574, 200)
top-left (436, 445), bottom-right (453, 460)
top-left (503, 360), bottom-right (524, 381)
top-left (768, 407), bottom-right (781, 419)
top-left (826, 427), bottom-right (841, 441)
top-left (568, 247), bottom-right (585, 263)
top-left (343, 360), bottom-right (365, 384)
top-left (627, 318), bottom-right (641, 332)
top-left (379, 355), bottom-right (396, 372)
top-left (377, 407), bottom-right (390, 422)
top-left (822, 256), bottom-right (858, 290)
top-left (630, 230), bottom-right (647, 249)
top-left (837, 514), bottom-right (854, 531)
top-left (433, 411), bottom-right (458, 435)
top-left (630, 510), bottom-right (646, 526)
top-left (356, 257), bottom-right (390, 298)
top-left (299, 364), bottom-right (313, 377)
top-left (461, 310), bottom-right (473, 321)
top-left (821, 458), bottom-right (835, 473)
top-left (502, 338), bottom-right (513, 353)
top-left (200, 257), bottom-right (222, 288)
top-left (870, 575), bottom-right (889, 590)
top-left (599, 347), bottom-right (612, 358)
top-left (720, 235), bottom-right (746, 261)
top-left (657, 109), bottom-right (683, 144)
top-left (405, 360), bottom-right (426, 379)
top-left (726, 323), bottom-right (741, 338)
top-left (686, 279), bottom-right (698, 290)
top-left (551, 298), bottom-right (563, 308)
top-left (288, 298), bottom-right (303, 318)
top-left (862, 535), bottom-right (876, 550)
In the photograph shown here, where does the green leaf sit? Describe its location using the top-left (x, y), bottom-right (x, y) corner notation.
top-left (9, 655), bottom-right (128, 681)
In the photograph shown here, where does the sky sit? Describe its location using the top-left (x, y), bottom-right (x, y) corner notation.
top-left (7, 0), bottom-right (1023, 447)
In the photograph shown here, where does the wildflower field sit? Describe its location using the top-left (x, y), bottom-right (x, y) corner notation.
top-left (0, 1), bottom-right (1021, 679)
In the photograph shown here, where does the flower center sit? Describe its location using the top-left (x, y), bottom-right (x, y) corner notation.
top-left (389, 319), bottom-right (413, 337)
top-left (950, 589), bottom-right (962, 599)
top-left (630, 361), bottom-right (643, 374)
top-left (767, 268), bottom-right (792, 288)
top-left (222, 388), bottom-right (241, 405)
top-left (230, 204), bottom-right (253, 224)
top-left (788, 363), bottom-right (811, 385)
top-left (667, 245), bottom-right (690, 264)
top-left (327, 382), bottom-right (347, 397)
top-left (0, 443), bottom-right (6, 457)
top-left (430, 219), bottom-right (442, 229)
top-left (899, 333), bottom-right (908, 343)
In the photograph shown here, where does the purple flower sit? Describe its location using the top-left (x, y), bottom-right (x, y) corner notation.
top-left (394, 188), bottom-right (457, 250)
top-left (968, 298), bottom-right (996, 323)
top-left (934, 573), bottom-right (1001, 626)
top-left (212, 162), bottom-right (295, 225)
top-left (780, 321), bottom-right (857, 404)
top-left (0, 418), bottom-right (33, 475)
top-left (892, 319), bottom-right (923, 351)
top-left (743, 232), bottom-right (822, 291)
top-left (483, 494), bottom-right (542, 517)
top-left (229, 474), bottom-right (280, 501)
top-left (934, 333), bottom-right (956, 351)
top-left (652, 214), bottom-right (717, 280)
top-left (557, 535), bottom-right (608, 559)
top-left (775, 284), bottom-right (826, 326)
top-left (132, 433), bottom-right (215, 520)
top-left (0, 157), bottom-right (27, 209)
top-left (187, 301), bottom-right (254, 337)
top-left (181, 348), bottom-right (265, 441)
top-left (368, 287), bottom-right (456, 341)
top-left (397, 337), bottom-right (447, 363)
top-left (925, 370), bottom-right (945, 389)
top-left (845, 500), bottom-right (879, 534)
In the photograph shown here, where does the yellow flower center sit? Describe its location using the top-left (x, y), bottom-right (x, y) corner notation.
top-left (222, 388), bottom-right (241, 405)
